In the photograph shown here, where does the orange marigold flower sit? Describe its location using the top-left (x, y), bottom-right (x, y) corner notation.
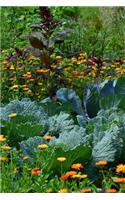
top-left (58, 188), bottom-right (68, 193)
top-left (116, 164), bottom-right (125, 173)
top-left (38, 144), bottom-right (48, 149)
top-left (60, 174), bottom-right (69, 181)
top-left (8, 113), bottom-right (17, 118)
top-left (31, 168), bottom-right (41, 175)
top-left (106, 189), bottom-right (117, 193)
top-left (65, 171), bottom-right (76, 177)
top-left (2, 61), bottom-right (8, 65)
top-left (95, 160), bottom-right (108, 166)
top-left (1, 146), bottom-right (12, 151)
top-left (81, 188), bottom-right (91, 193)
top-left (73, 70), bottom-right (79, 76)
top-left (36, 69), bottom-right (50, 73)
top-left (57, 157), bottom-right (66, 162)
top-left (114, 178), bottom-right (125, 183)
top-left (43, 135), bottom-right (53, 141)
top-left (71, 163), bottom-right (84, 170)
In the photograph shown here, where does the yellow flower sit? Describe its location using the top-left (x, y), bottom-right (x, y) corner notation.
top-left (10, 64), bottom-right (14, 70)
top-left (37, 82), bottom-right (43, 86)
top-left (96, 160), bottom-right (108, 166)
top-left (116, 164), bottom-right (125, 173)
top-left (8, 113), bottom-right (17, 118)
top-left (51, 64), bottom-right (56, 69)
top-left (0, 157), bottom-right (8, 161)
top-left (79, 174), bottom-right (88, 179)
top-left (0, 135), bottom-right (6, 142)
top-left (1, 146), bottom-right (12, 151)
top-left (58, 188), bottom-right (68, 193)
top-left (57, 157), bottom-right (66, 162)
top-left (23, 87), bottom-right (29, 91)
top-left (71, 174), bottom-right (81, 179)
top-left (38, 144), bottom-right (48, 149)
top-left (56, 56), bottom-right (62, 59)
top-left (10, 85), bottom-right (19, 89)
top-left (79, 53), bottom-right (87, 57)
top-left (23, 156), bottom-right (29, 160)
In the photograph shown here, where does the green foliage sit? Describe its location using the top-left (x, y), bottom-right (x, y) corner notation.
top-left (89, 107), bottom-right (125, 163)
top-left (20, 136), bottom-right (44, 156)
top-left (1, 115), bottom-right (43, 148)
top-left (1, 7), bottom-right (39, 49)
top-left (33, 144), bottom-right (92, 175)
top-left (45, 112), bottom-right (74, 136)
top-left (1, 98), bottom-right (47, 123)
top-left (50, 125), bottom-right (90, 150)
top-left (92, 124), bottom-right (123, 162)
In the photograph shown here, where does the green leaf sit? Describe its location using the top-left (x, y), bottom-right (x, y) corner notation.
top-left (115, 77), bottom-right (125, 96)
top-left (41, 145), bottom-right (92, 175)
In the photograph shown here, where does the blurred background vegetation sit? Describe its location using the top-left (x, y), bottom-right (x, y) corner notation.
top-left (1, 7), bottom-right (125, 59)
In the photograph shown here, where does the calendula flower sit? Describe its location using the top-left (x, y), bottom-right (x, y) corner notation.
top-left (38, 144), bottom-right (48, 149)
top-left (2, 61), bottom-right (8, 65)
top-left (81, 188), bottom-right (91, 193)
top-left (60, 174), bottom-right (69, 181)
top-left (65, 171), bottom-right (76, 177)
top-left (73, 70), bottom-right (79, 76)
top-left (8, 113), bottom-right (17, 118)
top-left (56, 56), bottom-right (62, 59)
top-left (29, 78), bottom-right (35, 82)
top-left (31, 168), bottom-right (41, 175)
top-left (60, 171), bottom-right (76, 181)
top-left (37, 82), bottom-right (43, 86)
top-left (22, 73), bottom-right (32, 78)
top-left (79, 174), bottom-right (88, 179)
top-left (10, 64), bottom-right (14, 70)
top-left (95, 160), bottom-right (108, 166)
top-left (116, 164), bottom-right (125, 173)
top-left (0, 135), bottom-right (6, 142)
top-left (1, 146), bottom-right (12, 151)
top-left (71, 174), bottom-right (81, 179)
top-left (71, 163), bottom-right (83, 170)
top-left (36, 69), bottom-right (50, 73)
top-left (114, 177), bottom-right (125, 183)
top-left (43, 135), bottom-right (53, 141)
top-left (10, 85), bottom-right (19, 89)
top-left (106, 189), bottom-right (117, 193)
top-left (23, 156), bottom-right (29, 160)
top-left (58, 188), bottom-right (68, 193)
top-left (0, 157), bottom-right (8, 161)
top-left (57, 157), bottom-right (66, 162)
top-left (23, 87), bottom-right (29, 91)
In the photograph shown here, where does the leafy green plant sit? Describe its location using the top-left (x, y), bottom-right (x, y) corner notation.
top-left (1, 115), bottom-right (43, 148)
